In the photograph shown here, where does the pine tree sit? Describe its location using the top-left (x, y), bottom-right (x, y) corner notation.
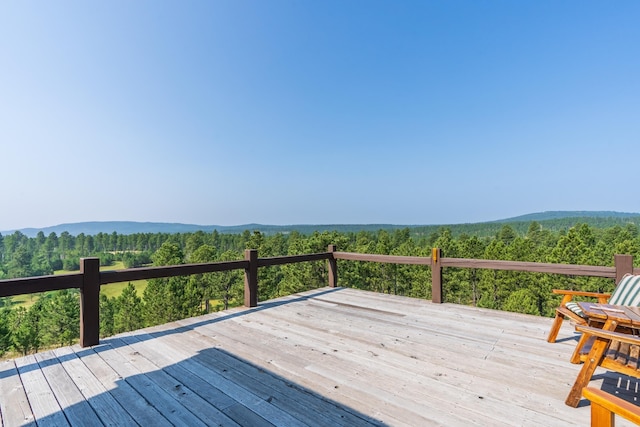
top-left (114, 283), bottom-right (143, 333)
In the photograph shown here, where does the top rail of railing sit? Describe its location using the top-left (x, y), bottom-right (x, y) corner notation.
top-left (0, 253), bottom-right (334, 298)
top-left (440, 257), bottom-right (618, 278)
top-left (332, 251), bottom-right (630, 278)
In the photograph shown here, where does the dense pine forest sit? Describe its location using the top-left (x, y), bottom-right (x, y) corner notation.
top-left (1, 218), bottom-right (639, 358)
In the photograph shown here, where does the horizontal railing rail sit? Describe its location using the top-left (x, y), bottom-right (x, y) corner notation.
top-left (0, 244), bottom-right (635, 348)
top-left (440, 258), bottom-right (617, 278)
top-left (331, 249), bottom-right (634, 304)
top-left (333, 251), bottom-right (432, 265)
top-left (333, 251), bottom-right (626, 278)
top-left (257, 252), bottom-right (331, 267)
top-left (0, 273), bottom-right (83, 297)
top-left (100, 260), bottom-right (251, 284)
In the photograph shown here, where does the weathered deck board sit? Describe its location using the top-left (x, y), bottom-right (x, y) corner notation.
top-left (14, 354), bottom-right (69, 426)
top-left (235, 310), bottom-right (552, 423)
top-left (33, 351), bottom-right (103, 426)
top-left (113, 334), bottom-right (301, 427)
top-left (194, 307), bottom-right (493, 425)
top-left (0, 360), bottom-right (33, 426)
top-left (72, 344), bottom-right (174, 426)
top-left (96, 340), bottom-right (212, 427)
top-left (1, 287), bottom-right (639, 426)
top-left (210, 296), bottom-right (572, 426)
top-left (52, 346), bottom-right (139, 426)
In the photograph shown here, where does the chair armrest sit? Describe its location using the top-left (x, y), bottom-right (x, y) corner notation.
top-left (552, 289), bottom-right (612, 299)
top-left (575, 325), bottom-right (640, 346)
top-left (552, 289), bottom-right (611, 305)
top-left (583, 387), bottom-right (640, 425)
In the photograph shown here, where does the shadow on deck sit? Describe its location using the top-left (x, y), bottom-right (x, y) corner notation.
top-left (27, 345), bottom-right (384, 426)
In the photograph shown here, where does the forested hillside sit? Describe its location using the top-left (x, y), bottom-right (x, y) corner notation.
top-left (1, 219), bottom-right (639, 358)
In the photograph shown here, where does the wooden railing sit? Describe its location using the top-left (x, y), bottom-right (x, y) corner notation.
top-left (331, 247), bottom-right (636, 304)
top-left (0, 249), bottom-right (334, 347)
top-left (0, 245), bottom-right (636, 348)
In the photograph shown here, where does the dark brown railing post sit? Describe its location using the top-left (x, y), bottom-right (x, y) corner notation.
top-left (328, 244), bottom-right (337, 287)
top-left (244, 249), bottom-right (258, 307)
top-left (431, 248), bottom-right (443, 303)
top-left (80, 257), bottom-right (100, 347)
top-left (614, 254), bottom-right (634, 284)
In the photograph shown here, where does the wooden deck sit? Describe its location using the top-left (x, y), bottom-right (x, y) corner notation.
top-left (1, 287), bottom-right (639, 426)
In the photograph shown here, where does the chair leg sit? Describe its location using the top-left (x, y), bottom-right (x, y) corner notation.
top-left (571, 333), bottom-right (592, 364)
top-left (566, 337), bottom-right (609, 407)
top-left (547, 311), bottom-right (566, 343)
top-left (590, 402), bottom-right (615, 427)
top-left (572, 319), bottom-right (615, 364)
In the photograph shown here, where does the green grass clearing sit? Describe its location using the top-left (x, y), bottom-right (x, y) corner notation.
top-left (97, 261), bottom-right (149, 299)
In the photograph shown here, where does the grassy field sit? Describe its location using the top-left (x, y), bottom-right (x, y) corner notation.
top-left (8, 261), bottom-right (149, 308)
top-left (96, 261), bottom-right (149, 299)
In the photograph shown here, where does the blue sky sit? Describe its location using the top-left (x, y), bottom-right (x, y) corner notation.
top-left (1, 1), bottom-right (639, 230)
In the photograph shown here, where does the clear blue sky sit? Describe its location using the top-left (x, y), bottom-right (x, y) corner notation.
top-left (1, 1), bottom-right (639, 230)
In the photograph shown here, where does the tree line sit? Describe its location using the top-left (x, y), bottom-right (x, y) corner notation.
top-left (1, 221), bottom-right (639, 357)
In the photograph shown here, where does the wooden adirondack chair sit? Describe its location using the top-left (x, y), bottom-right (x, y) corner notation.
top-left (583, 387), bottom-right (640, 427)
top-left (547, 274), bottom-right (640, 343)
top-left (566, 323), bottom-right (640, 407)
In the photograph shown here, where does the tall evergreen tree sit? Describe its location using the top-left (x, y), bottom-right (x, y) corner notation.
top-left (142, 242), bottom-right (187, 326)
top-left (187, 244), bottom-right (218, 314)
top-left (114, 283), bottom-right (143, 333)
top-left (0, 308), bottom-right (12, 356)
top-left (210, 250), bottom-right (243, 311)
top-left (11, 305), bottom-right (42, 355)
top-left (41, 290), bottom-right (80, 346)
top-left (99, 294), bottom-right (115, 338)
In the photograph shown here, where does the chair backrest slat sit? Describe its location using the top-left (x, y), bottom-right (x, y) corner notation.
top-left (609, 274), bottom-right (640, 306)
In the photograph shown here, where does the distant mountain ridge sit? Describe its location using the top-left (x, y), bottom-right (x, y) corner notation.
top-left (495, 211), bottom-right (640, 223)
top-left (2, 211), bottom-right (639, 237)
top-left (1, 221), bottom-right (407, 238)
